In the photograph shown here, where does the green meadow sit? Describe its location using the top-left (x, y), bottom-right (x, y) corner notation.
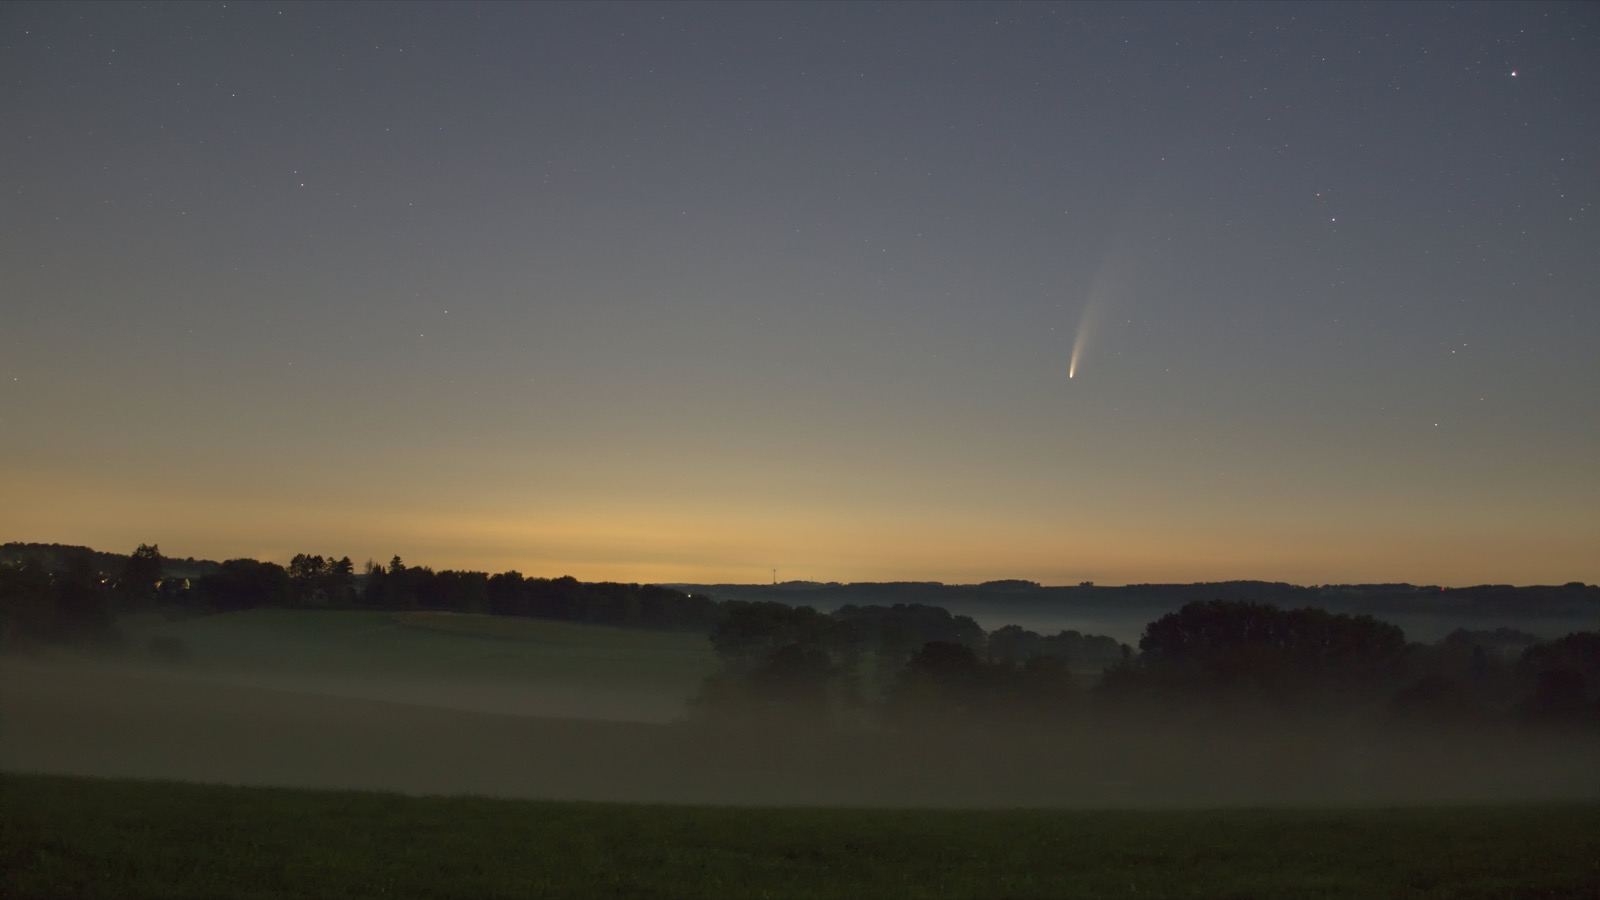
top-left (5, 609), bottom-right (1597, 805)
top-left (4, 772), bottom-right (1597, 899)
top-left (3, 609), bottom-right (722, 801)
top-left (135, 608), bottom-right (717, 696)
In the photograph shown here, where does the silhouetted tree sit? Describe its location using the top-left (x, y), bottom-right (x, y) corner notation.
top-left (747, 644), bottom-right (842, 720)
top-left (1387, 675), bottom-right (1486, 727)
top-left (1135, 600), bottom-right (1407, 710)
top-left (0, 560), bottom-right (54, 645)
top-left (50, 553), bottom-right (119, 645)
top-left (1516, 632), bottom-right (1600, 728)
top-left (1518, 667), bottom-right (1597, 728)
top-left (987, 624), bottom-right (1044, 665)
top-left (886, 641), bottom-right (994, 721)
top-left (287, 553), bottom-right (328, 606)
top-left (709, 601), bottom-right (837, 675)
top-left (199, 559), bottom-right (291, 612)
top-left (114, 543), bottom-right (164, 610)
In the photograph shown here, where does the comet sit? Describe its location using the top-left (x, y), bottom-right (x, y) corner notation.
top-left (1064, 182), bottom-right (1153, 382)
top-left (1068, 283), bottom-right (1100, 381)
top-left (1068, 317), bottom-right (1089, 379)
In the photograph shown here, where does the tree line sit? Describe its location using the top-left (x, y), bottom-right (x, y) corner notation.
top-left (0, 545), bottom-right (728, 638)
top-left (0, 545), bottom-right (1125, 656)
top-left (690, 598), bottom-right (1600, 735)
top-left (4, 543), bottom-right (1595, 734)
top-left (678, 577), bottom-right (1600, 626)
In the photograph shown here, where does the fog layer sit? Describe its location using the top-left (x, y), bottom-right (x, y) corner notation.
top-left (4, 656), bottom-right (1594, 808)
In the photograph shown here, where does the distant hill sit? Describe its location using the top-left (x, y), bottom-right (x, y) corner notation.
top-left (7, 543), bottom-right (1594, 643)
top-left (665, 579), bottom-right (1600, 644)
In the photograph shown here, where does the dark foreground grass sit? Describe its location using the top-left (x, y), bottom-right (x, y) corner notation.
top-left (4, 773), bottom-right (1597, 899)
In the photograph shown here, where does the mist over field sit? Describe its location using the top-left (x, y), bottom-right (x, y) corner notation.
top-left (4, 610), bottom-right (1594, 809)
top-left (677, 581), bottom-right (1600, 647)
top-left (6, 2), bottom-right (1599, 893)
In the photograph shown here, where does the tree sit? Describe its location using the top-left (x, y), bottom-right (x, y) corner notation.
top-left (1516, 632), bottom-right (1600, 728)
top-left (0, 560), bottom-right (53, 645)
top-left (327, 556), bottom-right (354, 605)
top-left (746, 643), bottom-right (841, 720)
top-left (885, 641), bottom-right (995, 721)
top-left (987, 624), bottom-right (1043, 665)
top-left (692, 602), bottom-right (860, 725)
top-left (1518, 668), bottom-right (1596, 728)
top-left (199, 559), bottom-right (290, 612)
top-left (51, 553), bottom-right (119, 645)
top-left (1387, 675), bottom-right (1484, 726)
top-left (709, 601), bottom-right (836, 675)
top-left (288, 553), bottom-right (328, 606)
top-left (1136, 600), bottom-right (1407, 709)
top-left (283, 553), bottom-right (353, 607)
top-left (115, 543), bottom-right (165, 609)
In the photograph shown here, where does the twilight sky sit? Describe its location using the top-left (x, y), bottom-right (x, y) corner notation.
top-left (3, 1), bottom-right (1597, 586)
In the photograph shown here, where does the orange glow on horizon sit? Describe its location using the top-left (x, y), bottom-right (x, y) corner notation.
top-left (5, 466), bottom-right (1592, 588)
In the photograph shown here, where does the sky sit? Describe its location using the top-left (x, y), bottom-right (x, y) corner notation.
top-left (3, 1), bottom-right (1597, 587)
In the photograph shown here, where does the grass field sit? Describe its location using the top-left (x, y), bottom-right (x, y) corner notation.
top-left (5, 610), bottom-right (1599, 896)
top-left (3, 772), bottom-right (1596, 899)
top-left (96, 609), bottom-right (720, 722)
top-left (5, 609), bottom-right (1598, 807)
top-left (137, 608), bottom-right (717, 692)
top-left (1, 610), bottom-right (725, 799)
